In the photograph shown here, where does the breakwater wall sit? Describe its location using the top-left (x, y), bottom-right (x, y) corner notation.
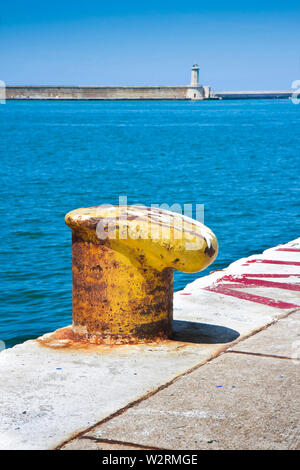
top-left (5, 86), bottom-right (293, 100)
top-left (6, 86), bottom-right (194, 100)
top-left (213, 90), bottom-right (292, 100)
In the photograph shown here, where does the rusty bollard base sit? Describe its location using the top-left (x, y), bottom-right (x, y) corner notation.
top-left (64, 205), bottom-right (218, 344)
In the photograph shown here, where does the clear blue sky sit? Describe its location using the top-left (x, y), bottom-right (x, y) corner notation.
top-left (1, 1), bottom-right (300, 89)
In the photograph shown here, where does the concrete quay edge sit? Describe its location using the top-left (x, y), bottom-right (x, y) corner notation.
top-left (0, 237), bottom-right (299, 450)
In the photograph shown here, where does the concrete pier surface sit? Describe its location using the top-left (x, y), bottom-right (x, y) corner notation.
top-left (0, 238), bottom-right (299, 450)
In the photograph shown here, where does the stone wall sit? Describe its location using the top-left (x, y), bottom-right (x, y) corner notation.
top-left (6, 86), bottom-right (191, 100)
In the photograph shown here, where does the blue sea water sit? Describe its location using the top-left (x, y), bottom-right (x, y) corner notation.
top-left (0, 99), bottom-right (299, 348)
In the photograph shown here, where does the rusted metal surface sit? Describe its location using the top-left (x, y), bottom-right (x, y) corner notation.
top-left (71, 230), bottom-right (173, 343)
top-left (65, 205), bottom-right (218, 343)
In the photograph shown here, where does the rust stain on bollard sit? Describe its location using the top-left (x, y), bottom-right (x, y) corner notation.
top-left (59, 205), bottom-right (218, 345)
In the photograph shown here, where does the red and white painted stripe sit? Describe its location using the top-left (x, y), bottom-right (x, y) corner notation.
top-left (175, 238), bottom-right (300, 336)
top-left (178, 238), bottom-right (300, 310)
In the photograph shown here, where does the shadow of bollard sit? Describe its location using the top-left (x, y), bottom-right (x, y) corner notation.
top-left (173, 320), bottom-right (240, 344)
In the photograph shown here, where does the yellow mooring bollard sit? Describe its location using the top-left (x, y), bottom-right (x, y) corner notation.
top-left (65, 205), bottom-right (218, 344)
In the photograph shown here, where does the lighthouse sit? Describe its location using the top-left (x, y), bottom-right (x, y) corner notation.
top-left (187, 64), bottom-right (210, 100)
top-left (191, 64), bottom-right (200, 86)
